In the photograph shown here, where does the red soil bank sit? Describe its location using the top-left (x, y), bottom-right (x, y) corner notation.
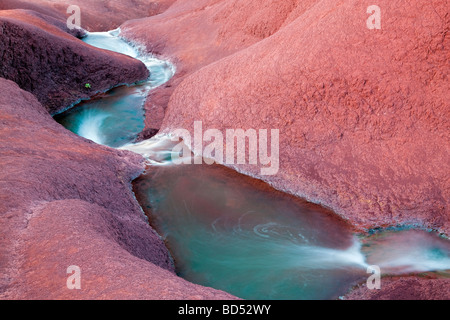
top-left (0, 78), bottom-right (236, 300)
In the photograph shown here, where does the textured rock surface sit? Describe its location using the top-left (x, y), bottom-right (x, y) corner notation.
top-left (0, 8), bottom-right (86, 38)
top-left (122, 0), bottom-right (308, 124)
top-left (123, 0), bottom-right (449, 235)
top-left (0, 0), bottom-right (176, 31)
top-left (0, 9), bottom-right (149, 114)
top-left (345, 276), bottom-right (450, 300)
top-left (0, 78), bottom-right (236, 300)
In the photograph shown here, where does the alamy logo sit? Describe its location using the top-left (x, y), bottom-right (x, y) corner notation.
top-left (171, 121), bottom-right (280, 176)
top-left (367, 5), bottom-right (381, 30)
top-left (367, 265), bottom-right (381, 290)
top-left (67, 5), bottom-right (81, 30)
top-left (66, 265), bottom-right (81, 290)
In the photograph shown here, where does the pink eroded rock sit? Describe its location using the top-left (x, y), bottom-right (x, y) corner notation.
top-left (0, 0), bottom-right (176, 31)
top-left (121, 0), bottom-right (313, 122)
top-left (0, 78), bottom-right (236, 300)
top-left (1, 0), bottom-right (448, 300)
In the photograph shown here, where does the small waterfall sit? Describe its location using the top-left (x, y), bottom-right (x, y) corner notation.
top-left (142, 56), bottom-right (175, 88)
top-left (76, 109), bottom-right (109, 145)
top-left (120, 135), bottom-right (178, 164)
top-left (363, 230), bottom-right (450, 274)
top-left (120, 134), bottom-right (196, 165)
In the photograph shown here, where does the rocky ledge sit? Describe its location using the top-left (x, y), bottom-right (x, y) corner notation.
top-left (0, 9), bottom-right (149, 114)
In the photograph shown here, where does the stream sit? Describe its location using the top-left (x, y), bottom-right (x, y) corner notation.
top-left (54, 29), bottom-right (174, 148)
top-left (54, 30), bottom-right (450, 300)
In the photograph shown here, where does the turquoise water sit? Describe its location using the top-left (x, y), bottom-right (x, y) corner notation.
top-left (133, 163), bottom-right (369, 300)
top-left (130, 153), bottom-right (450, 300)
top-left (54, 85), bottom-right (147, 148)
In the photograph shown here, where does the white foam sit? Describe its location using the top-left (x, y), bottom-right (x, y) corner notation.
top-left (77, 110), bottom-right (109, 145)
top-left (293, 239), bottom-right (369, 270)
top-left (120, 134), bottom-right (189, 165)
top-left (364, 231), bottom-right (450, 274)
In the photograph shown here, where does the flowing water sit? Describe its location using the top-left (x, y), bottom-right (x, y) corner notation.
top-left (132, 160), bottom-right (369, 300)
top-left (127, 138), bottom-right (450, 300)
top-left (54, 29), bottom-right (174, 148)
top-left (55, 31), bottom-right (450, 300)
